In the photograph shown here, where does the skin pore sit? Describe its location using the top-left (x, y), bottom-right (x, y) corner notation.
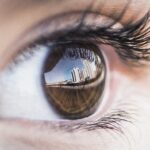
top-left (0, 0), bottom-right (149, 150)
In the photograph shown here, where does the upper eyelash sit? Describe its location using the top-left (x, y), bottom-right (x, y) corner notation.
top-left (53, 11), bottom-right (150, 64)
top-left (19, 9), bottom-right (149, 67)
top-left (108, 12), bottom-right (150, 62)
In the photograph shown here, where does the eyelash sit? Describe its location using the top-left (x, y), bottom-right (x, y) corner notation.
top-left (9, 9), bottom-right (149, 131)
top-left (55, 110), bottom-right (131, 132)
top-left (41, 11), bottom-right (149, 131)
top-left (54, 11), bottom-right (149, 64)
top-left (17, 10), bottom-right (149, 67)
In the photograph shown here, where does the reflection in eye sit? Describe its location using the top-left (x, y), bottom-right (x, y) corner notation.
top-left (43, 43), bottom-right (106, 119)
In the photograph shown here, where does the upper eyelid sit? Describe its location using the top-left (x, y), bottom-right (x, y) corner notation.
top-left (2, 10), bottom-right (149, 70)
top-left (0, 11), bottom-right (86, 69)
top-left (0, 10), bottom-right (116, 69)
top-left (55, 12), bottom-right (149, 64)
top-left (8, 10), bottom-right (124, 54)
top-left (37, 12), bottom-right (149, 65)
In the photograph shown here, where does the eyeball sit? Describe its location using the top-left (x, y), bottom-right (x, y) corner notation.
top-left (43, 42), bottom-right (106, 119)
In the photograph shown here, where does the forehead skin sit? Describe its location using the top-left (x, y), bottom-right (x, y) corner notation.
top-left (0, 0), bottom-right (149, 150)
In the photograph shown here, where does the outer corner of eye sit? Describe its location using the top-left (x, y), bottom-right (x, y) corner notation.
top-left (42, 42), bottom-right (108, 120)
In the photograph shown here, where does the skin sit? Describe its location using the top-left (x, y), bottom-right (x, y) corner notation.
top-left (0, 0), bottom-right (149, 150)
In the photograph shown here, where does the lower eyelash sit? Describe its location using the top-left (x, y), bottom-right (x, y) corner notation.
top-left (56, 109), bottom-right (132, 133)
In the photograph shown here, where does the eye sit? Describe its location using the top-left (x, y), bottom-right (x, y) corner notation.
top-left (0, 12), bottom-right (122, 121)
top-left (43, 42), bottom-right (106, 119)
top-left (0, 41), bottom-right (107, 120)
top-left (0, 12), bottom-right (129, 121)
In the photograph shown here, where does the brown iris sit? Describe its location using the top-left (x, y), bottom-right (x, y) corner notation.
top-left (43, 43), bottom-right (106, 119)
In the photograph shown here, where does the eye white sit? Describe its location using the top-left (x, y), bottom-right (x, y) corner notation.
top-left (0, 45), bottom-right (60, 120)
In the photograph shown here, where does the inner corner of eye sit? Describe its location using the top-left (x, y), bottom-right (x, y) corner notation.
top-left (41, 42), bottom-right (106, 120)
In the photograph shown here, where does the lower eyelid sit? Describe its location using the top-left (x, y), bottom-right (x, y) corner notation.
top-left (0, 115), bottom-right (136, 150)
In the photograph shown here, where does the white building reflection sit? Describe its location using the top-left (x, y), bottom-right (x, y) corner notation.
top-left (45, 49), bottom-right (103, 86)
top-left (71, 60), bottom-right (96, 83)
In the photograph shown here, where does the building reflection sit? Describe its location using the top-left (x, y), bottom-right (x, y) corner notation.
top-left (45, 48), bottom-right (103, 86)
top-left (71, 59), bottom-right (96, 83)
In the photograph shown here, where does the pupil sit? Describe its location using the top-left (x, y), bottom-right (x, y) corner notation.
top-left (43, 43), bottom-right (106, 119)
